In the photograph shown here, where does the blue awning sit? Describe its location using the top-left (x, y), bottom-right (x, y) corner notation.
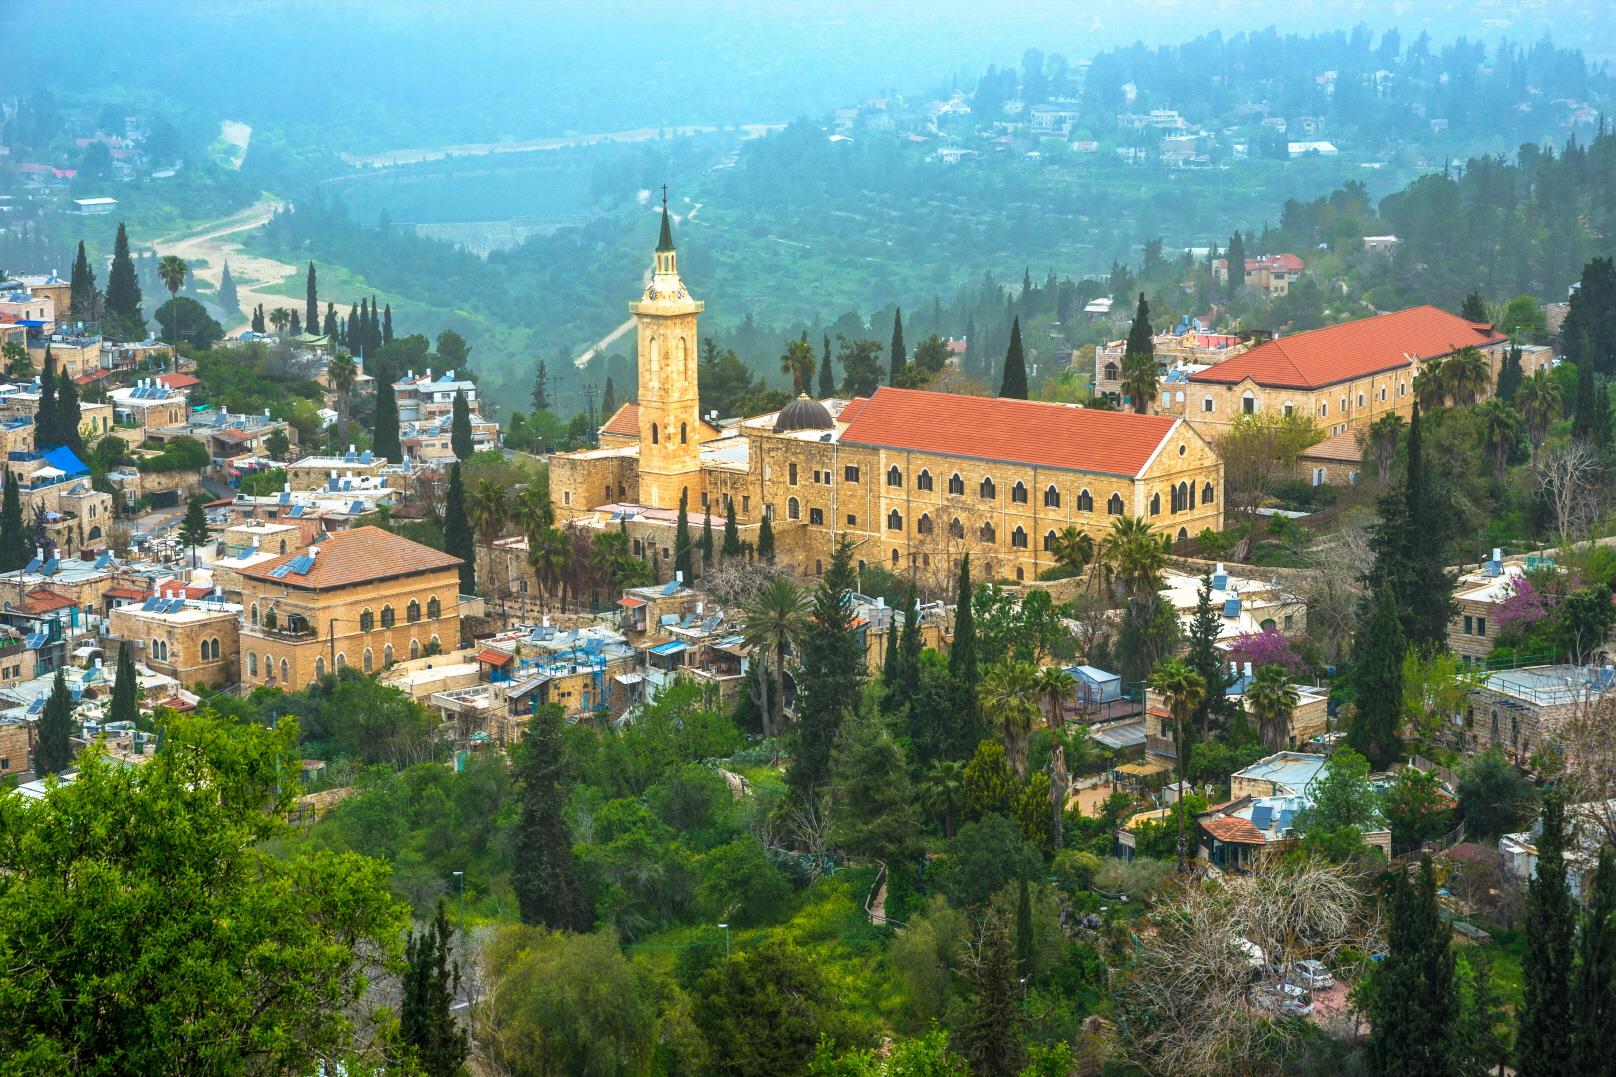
top-left (650, 641), bottom-right (689, 656)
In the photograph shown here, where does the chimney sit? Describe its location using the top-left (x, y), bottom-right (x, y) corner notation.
top-left (542, 615), bottom-right (550, 627)
top-left (425, 367), bottom-right (432, 379)
top-left (676, 570), bottom-right (684, 583)
top-left (283, 482), bottom-right (290, 493)
top-left (35, 547), bottom-right (43, 563)
top-left (696, 601), bottom-right (704, 614)
top-left (307, 546), bottom-right (318, 559)
top-left (1492, 547), bottom-right (1502, 563)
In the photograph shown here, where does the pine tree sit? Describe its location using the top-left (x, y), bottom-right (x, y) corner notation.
top-left (998, 317), bottom-right (1027, 399)
top-left (444, 464), bottom-right (476, 595)
top-left (1346, 580), bottom-right (1405, 769)
top-left (382, 303), bottom-right (393, 345)
top-left (56, 368), bottom-right (83, 457)
top-left (1461, 291), bottom-right (1489, 323)
top-left (700, 501), bottom-right (714, 572)
top-left (602, 376), bottom-right (616, 418)
top-left (890, 308), bottom-right (906, 384)
top-left (1497, 345), bottom-right (1524, 404)
top-left (304, 261), bottom-right (318, 334)
top-left (180, 494), bottom-right (209, 567)
top-left (35, 345), bottom-right (58, 448)
top-left (674, 488), bottom-right (694, 583)
top-left (1015, 875), bottom-right (1034, 980)
top-left (217, 260), bottom-right (237, 316)
top-left (400, 900), bottom-right (468, 1077)
top-left (109, 640), bottom-right (138, 728)
top-left (105, 221), bottom-right (141, 320)
top-left (69, 240), bottom-right (95, 319)
top-left (1520, 793), bottom-right (1576, 1077)
top-left (1184, 572), bottom-right (1230, 739)
top-left (819, 332), bottom-right (834, 397)
top-left (1368, 856), bottom-right (1457, 1075)
top-left (450, 390), bottom-right (472, 460)
top-left (33, 669), bottom-right (74, 776)
top-left (956, 914), bottom-right (1025, 1077)
top-left (963, 315), bottom-right (978, 381)
top-left (0, 472), bottom-right (28, 572)
top-left (1574, 357), bottom-right (1601, 444)
top-left (373, 374), bottom-right (402, 463)
top-left (511, 703), bottom-right (591, 930)
top-left (721, 496), bottom-right (741, 559)
top-left (531, 360), bottom-right (550, 413)
top-left (788, 537), bottom-right (867, 796)
top-left (1225, 231), bottom-right (1246, 294)
top-left (758, 512), bottom-right (775, 563)
top-left (1571, 846), bottom-right (1616, 1074)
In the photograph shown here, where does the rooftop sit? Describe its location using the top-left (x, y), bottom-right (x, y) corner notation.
top-left (1230, 752), bottom-right (1327, 796)
top-left (239, 525), bottom-right (462, 590)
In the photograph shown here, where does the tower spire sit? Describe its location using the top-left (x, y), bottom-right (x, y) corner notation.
top-left (657, 184), bottom-right (675, 252)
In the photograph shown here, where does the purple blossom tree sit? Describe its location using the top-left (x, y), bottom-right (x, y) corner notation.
top-left (1226, 628), bottom-right (1307, 674)
top-left (1495, 575), bottom-right (1551, 635)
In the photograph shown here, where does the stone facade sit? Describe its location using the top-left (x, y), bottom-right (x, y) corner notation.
top-left (109, 603), bottom-right (241, 688)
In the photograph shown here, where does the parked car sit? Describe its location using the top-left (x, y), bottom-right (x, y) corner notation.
top-left (1282, 959), bottom-right (1335, 990)
top-left (1252, 981), bottom-right (1314, 1017)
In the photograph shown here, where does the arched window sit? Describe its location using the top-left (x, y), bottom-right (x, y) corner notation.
top-left (314, 656), bottom-right (325, 680)
top-left (676, 335), bottom-right (687, 376)
top-left (1107, 493), bottom-right (1124, 515)
top-left (1103, 362), bottom-right (1118, 381)
top-left (1150, 493), bottom-right (1161, 515)
top-left (1011, 481), bottom-right (1027, 504)
top-left (249, 652), bottom-right (259, 676)
top-left (887, 509), bottom-right (903, 531)
top-left (363, 649), bottom-right (373, 673)
top-left (335, 652), bottom-right (347, 670)
top-left (407, 599), bottom-right (421, 623)
top-left (788, 497), bottom-right (801, 520)
top-left (1202, 482), bottom-right (1215, 505)
top-left (887, 465), bottom-right (902, 487)
top-left (359, 608), bottom-right (374, 631)
top-left (916, 469), bottom-right (933, 491)
top-left (1169, 485), bottom-right (1180, 513)
top-left (1043, 530), bottom-right (1057, 551)
top-left (430, 635), bottom-right (441, 653)
top-left (250, 603), bottom-right (259, 626)
top-left (280, 658), bottom-right (288, 683)
top-left (917, 513), bottom-right (933, 535)
top-left (650, 423), bottom-right (659, 444)
top-left (427, 597), bottom-right (441, 619)
top-left (1078, 489), bottom-right (1093, 512)
top-left (1242, 391), bottom-right (1256, 414)
top-left (1178, 527), bottom-right (1189, 542)
top-left (948, 517), bottom-right (964, 539)
top-left (1490, 710), bottom-right (1499, 741)
top-left (948, 473), bottom-right (964, 495)
top-left (200, 640), bottom-right (210, 662)
top-left (1044, 485), bottom-right (1060, 508)
top-left (1011, 526), bottom-right (1028, 548)
top-left (410, 639), bottom-right (421, 660)
top-left (980, 477), bottom-right (996, 500)
top-left (891, 548), bottom-right (900, 565)
top-left (980, 521), bottom-right (996, 543)
top-left (381, 605), bottom-right (395, 628)
top-left (680, 422), bottom-right (688, 444)
top-left (384, 644), bottom-right (394, 665)
top-left (211, 638), bottom-right (221, 660)
top-left (1015, 566), bottom-right (1025, 582)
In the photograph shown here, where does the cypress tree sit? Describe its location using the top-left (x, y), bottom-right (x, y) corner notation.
top-left (289, 311), bottom-right (301, 337)
top-left (948, 554), bottom-right (978, 693)
top-left (109, 640), bottom-right (138, 728)
top-left (757, 511), bottom-right (775, 563)
top-left (0, 473), bottom-right (27, 572)
top-left (1520, 793), bottom-right (1576, 1077)
top-left (251, 304), bottom-right (265, 334)
top-left (1571, 845), bottom-right (1616, 1074)
top-left (788, 537), bottom-right (866, 796)
top-left (1225, 231), bottom-right (1246, 294)
top-left (890, 308), bottom-right (906, 384)
top-left (1574, 358), bottom-right (1601, 444)
top-left (1347, 579), bottom-right (1405, 769)
top-left (1125, 292), bottom-right (1154, 358)
top-left (998, 316), bottom-right (1027, 399)
top-left (444, 464), bottom-right (476, 595)
top-left (104, 221), bottom-right (141, 320)
top-left (1371, 403), bottom-right (1456, 652)
top-left (450, 390), bottom-right (472, 460)
top-left (304, 261), bottom-right (318, 334)
top-left (1367, 856), bottom-right (1457, 1075)
top-left (674, 488), bottom-right (694, 583)
top-left (57, 367), bottom-right (83, 457)
top-left (721, 496), bottom-right (741, 559)
top-left (383, 303), bottom-right (394, 344)
top-left (882, 614), bottom-right (900, 688)
top-left (179, 494), bottom-right (209, 567)
top-left (1015, 875), bottom-right (1034, 979)
top-left (368, 296), bottom-right (381, 353)
top-left (602, 376), bottom-right (616, 419)
top-left (955, 914), bottom-right (1025, 1077)
top-left (348, 302), bottom-right (362, 355)
top-left (531, 360), bottom-right (550, 413)
top-left (1461, 291), bottom-right (1489, 323)
top-left (217, 260), bottom-right (237, 316)
top-left (33, 669), bottom-right (74, 776)
top-left (896, 582), bottom-right (922, 703)
top-left (35, 345), bottom-right (58, 448)
top-left (819, 332), bottom-right (835, 397)
top-left (400, 900), bottom-right (468, 1077)
top-left (69, 240), bottom-right (95, 320)
top-left (1184, 572), bottom-right (1230, 739)
top-left (511, 703), bottom-right (591, 930)
top-left (1497, 344), bottom-right (1524, 404)
top-left (964, 315), bottom-right (978, 381)
top-left (323, 302), bottom-right (338, 341)
top-left (374, 374), bottom-right (402, 463)
top-left (700, 500), bottom-right (714, 572)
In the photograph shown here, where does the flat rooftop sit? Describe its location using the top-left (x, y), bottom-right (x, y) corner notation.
top-left (1231, 752), bottom-right (1326, 794)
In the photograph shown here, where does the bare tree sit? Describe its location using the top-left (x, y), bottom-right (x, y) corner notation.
top-left (1216, 412), bottom-right (1324, 518)
top-left (1534, 441), bottom-right (1604, 547)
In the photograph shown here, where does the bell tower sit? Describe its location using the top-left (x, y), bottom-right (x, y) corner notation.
top-left (630, 188), bottom-right (705, 510)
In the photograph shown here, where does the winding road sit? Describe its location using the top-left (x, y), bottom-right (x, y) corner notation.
top-left (152, 197), bottom-right (297, 335)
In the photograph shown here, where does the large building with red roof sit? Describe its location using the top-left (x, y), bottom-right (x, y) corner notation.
top-left (1177, 305), bottom-right (1510, 438)
top-left (549, 207), bottom-right (1223, 585)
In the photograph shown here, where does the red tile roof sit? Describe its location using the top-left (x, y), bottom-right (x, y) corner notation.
top-left (1300, 432), bottom-right (1363, 463)
top-left (104, 585), bottom-right (149, 601)
top-left (240, 525), bottom-right (462, 590)
top-left (476, 648), bottom-right (513, 666)
top-left (601, 402), bottom-right (639, 437)
top-left (837, 397), bottom-right (870, 426)
top-left (1189, 306), bottom-right (1507, 391)
top-left (157, 373), bottom-right (201, 390)
top-left (1200, 815), bottom-right (1268, 844)
top-left (21, 588), bottom-right (76, 615)
top-left (838, 387), bottom-right (1180, 477)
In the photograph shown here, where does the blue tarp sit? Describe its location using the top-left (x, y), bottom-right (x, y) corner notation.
top-left (650, 641), bottom-right (689, 656)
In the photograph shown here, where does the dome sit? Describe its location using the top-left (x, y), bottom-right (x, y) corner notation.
top-left (773, 393), bottom-right (834, 434)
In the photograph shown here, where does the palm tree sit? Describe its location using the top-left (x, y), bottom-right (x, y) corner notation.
top-left (1050, 526), bottom-right (1094, 574)
top-left (981, 659), bottom-right (1041, 777)
top-left (740, 577), bottom-right (808, 739)
top-left (1361, 412), bottom-right (1405, 481)
top-left (1032, 664), bottom-right (1075, 731)
top-left (510, 483), bottom-right (554, 543)
top-left (1517, 368), bottom-right (1563, 455)
top-left (526, 526), bottom-right (572, 610)
top-left (1147, 656), bottom-right (1206, 873)
top-left (466, 479), bottom-right (509, 598)
top-left (326, 352), bottom-right (358, 446)
top-left (920, 759), bottom-right (966, 837)
top-left (1120, 350), bottom-right (1158, 414)
top-left (1245, 664), bottom-right (1300, 753)
top-left (1412, 356), bottom-right (1450, 407)
top-left (1477, 398), bottom-right (1522, 480)
top-left (1101, 515), bottom-right (1166, 596)
top-left (780, 337), bottom-right (817, 395)
top-left (267, 307), bottom-right (291, 336)
top-left (157, 255), bottom-right (188, 362)
top-left (1445, 346), bottom-right (1491, 406)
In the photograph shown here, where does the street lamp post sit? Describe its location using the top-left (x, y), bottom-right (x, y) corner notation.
top-left (452, 870), bottom-right (465, 936)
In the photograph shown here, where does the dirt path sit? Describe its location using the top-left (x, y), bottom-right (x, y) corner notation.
top-left (342, 123), bottom-right (782, 169)
top-left (153, 197), bottom-right (297, 335)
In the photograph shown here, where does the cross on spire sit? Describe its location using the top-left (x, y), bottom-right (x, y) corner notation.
top-left (656, 184), bottom-right (676, 253)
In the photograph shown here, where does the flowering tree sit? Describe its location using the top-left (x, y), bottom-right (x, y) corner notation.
top-left (1225, 628), bottom-right (1307, 674)
top-left (1494, 574), bottom-right (1551, 638)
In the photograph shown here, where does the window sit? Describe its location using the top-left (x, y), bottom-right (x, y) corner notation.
top-left (1044, 485), bottom-right (1060, 508)
top-left (1340, 397), bottom-right (1348, 413)
top-left (248, 652), bottom-right (258, 677)
top-left (1104, 362), bottom-right (1118, 380)
top-left (846, 514), bottom-right (857, 526)
top-left (887, 465), bottom-right (902, 487)
top-left (359, 609), bottom-right (374, 631)
top-left (844, 465), bottom-right (860, 483)
top-left (1011, 481), bottom-right (1027, 504)
top-left (381, 605), bottom-right (395, 628)
top-left (210, 638), bottom-right (221, 661)
top-left (1202, 396), bottom-right (1214, 413)
top-left (1011, 526), bottom-right (1028, 548)
top-left (917, 513), bottom-right (933, 535)
top-left (892, 548), bottom-right (900, 565)
top-left (1078, 489), bottom-right (1093, 512)
top-left (314, 656), bottom-right (325, 679)
top-left (809, 507), bottom-right (824, 525)
top-left (250, 603), bottom-right (258, 626)
top-left (428, 597), bottom-right (441, 619)
top-left (1107, 493), bottom-right (1124, 515)
top-left (1358, 392), bottom-right (1366, 407)
top-left (949, 517), bottom-right (965, 539)
top-left (410, 639), bottom-right (421, 660)
top-left (887, 509), bottom-right (903, 531)
top-left (335, 652), bottom-right (346, 670)
top-left (1380, 386), bottom-right (1387, 401)
top-left (1150, 493), bottom-right (1161, 515)
top-left (979, 477), bottom-right (996, 500)
top-left (1043, 530), bottom-right (1056, 551)
top-left (788, 462), bottom-right (798, 485)
top-left (363, 649), bottom-right (373, 673)
top-left (280, 658), bottom-right (288, 683)
top-left (916, 469), bottom-right (933, 491)
top-left (1202, 482), bottom-right (1215, 505)
top-left (651, 423), bottom-right (659, 444)
top-left (979, 522), bottom-right (996, 543)
top-left (407, 599), bottom-right (421, 623)
top-left (1398, 382), bottom-right (1406, 396)
top-left (742, 495), bottom-right (751, 513)
top-left (680, 422), bottom-right (688, 443)
top-left (948, 473), bottom-right (964, 495)
top-left (1465, 615), bottom-right (1474, 636)
top-left (385, 644), bottom-right (394, 665)
top-left (1242, 391), bottom-right (1256, 414)
top-left (1476, 617), bottom-right (1486, 637)
top-left (1318, 402), bottom-right (1327, 417)
top-left (1283, 403), bottom-right (1294, 417)
top-left (788, 497), bottom-right (801, 520)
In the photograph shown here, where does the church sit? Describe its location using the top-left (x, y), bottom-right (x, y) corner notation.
top-left (548, 197), bottom-right (1224, 589)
